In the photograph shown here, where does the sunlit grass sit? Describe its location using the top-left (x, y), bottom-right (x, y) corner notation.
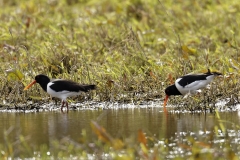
top-left (1, 0), bottom-right (239, 110)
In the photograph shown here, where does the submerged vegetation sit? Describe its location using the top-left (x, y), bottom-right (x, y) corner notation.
top-left (1, 0), bottom-right (240, 159)
top-left (1, 112), bottom-right (240, 159)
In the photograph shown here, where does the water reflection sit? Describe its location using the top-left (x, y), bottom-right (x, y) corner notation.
top-left (0, 107), bottom-right (240, 147)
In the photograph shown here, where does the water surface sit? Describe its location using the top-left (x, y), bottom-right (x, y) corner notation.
top-left (1, 106), bottom-right (240, 148)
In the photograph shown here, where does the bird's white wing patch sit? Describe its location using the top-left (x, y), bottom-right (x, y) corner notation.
top-left (175, 75), bottom-right (215, 95)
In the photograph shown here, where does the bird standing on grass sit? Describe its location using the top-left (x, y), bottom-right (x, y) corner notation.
top-left (163, 69), bottom-right (222, 112)
top-left (24, 74), bottom-right (96, 111)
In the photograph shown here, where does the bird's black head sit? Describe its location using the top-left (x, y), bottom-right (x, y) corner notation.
top-left (35, 74), bottom-right (50, 91)
top-left (35, 74), bottom-right (50, 83)
top-left (165, 84), bottom-right (182, 96)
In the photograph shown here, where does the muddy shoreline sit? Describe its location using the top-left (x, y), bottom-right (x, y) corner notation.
top-left (0, 99), bottom-right (237, 113)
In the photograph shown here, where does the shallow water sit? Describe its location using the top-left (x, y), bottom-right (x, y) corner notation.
top-left (1, 105), bottom-right (240, 149)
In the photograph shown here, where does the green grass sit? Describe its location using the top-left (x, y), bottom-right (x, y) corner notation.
top-left (1, 0), bottom-right (239, 109)
top-left (1, 0), bottom-right (240, 158)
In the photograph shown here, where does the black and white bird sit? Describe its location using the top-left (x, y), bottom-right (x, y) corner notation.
top-left (24, 74), bottom-right (96, 111)
top-left (163, 69), bottom-right (222, 111)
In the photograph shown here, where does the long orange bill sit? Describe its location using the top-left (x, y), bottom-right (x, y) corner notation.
top-left (24, 80), bottom-right (36, 90)
top-left (163, 95), bottom-right (169, 113)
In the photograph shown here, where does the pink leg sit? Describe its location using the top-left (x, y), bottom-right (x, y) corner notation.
top-left (61, 101), bottom-right (65, 111)
top-left (66, 102), bottom-right (69, 110)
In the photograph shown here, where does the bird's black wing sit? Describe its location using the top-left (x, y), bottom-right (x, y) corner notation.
top-left (49, 80), bottom-right (96, 92)
top-left (177, 74), bottom-right (209, 87)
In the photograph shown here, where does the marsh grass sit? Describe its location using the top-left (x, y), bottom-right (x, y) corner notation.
top-left (1, 0), bottom-right (240, 111)
top-left (1, 2), bottom-right (239, 111)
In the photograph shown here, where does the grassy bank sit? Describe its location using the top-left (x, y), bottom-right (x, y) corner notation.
top-left (1, 0), bottom-right (240, 110)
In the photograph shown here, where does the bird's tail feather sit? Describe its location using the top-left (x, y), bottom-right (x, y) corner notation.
top-left (206, 69), bottom-right (222, 76)
top-left (82, 85), bottom-right (96, 92)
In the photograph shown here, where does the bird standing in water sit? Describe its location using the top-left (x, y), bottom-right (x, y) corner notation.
top-left (24, 74), bottom-right (96, 111)
top-left (163, 69), bottom-right (222, 112)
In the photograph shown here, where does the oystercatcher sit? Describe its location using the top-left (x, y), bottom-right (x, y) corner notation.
top-left (163, 69), bottom-right (222, 111)
top-left (24, 74), bottom-right (96, 111)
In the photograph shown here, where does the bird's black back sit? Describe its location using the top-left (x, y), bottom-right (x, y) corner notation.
top-left (178, 69), bottom-right (222, 87)
top-left (177, 74), bottom-right (209, 87)
top-left (49, 80), bottom-right (96, 92)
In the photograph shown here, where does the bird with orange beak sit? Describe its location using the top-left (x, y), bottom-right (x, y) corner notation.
top-left (24, 74), bottom-right (96, 111)
top-left (163, 69), bottom-right (222, 112)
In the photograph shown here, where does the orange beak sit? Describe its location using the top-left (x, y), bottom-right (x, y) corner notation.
top-left (24, 80), bottom-right (36, 90)
top-left (163, 95), bottom-right (169, 113)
